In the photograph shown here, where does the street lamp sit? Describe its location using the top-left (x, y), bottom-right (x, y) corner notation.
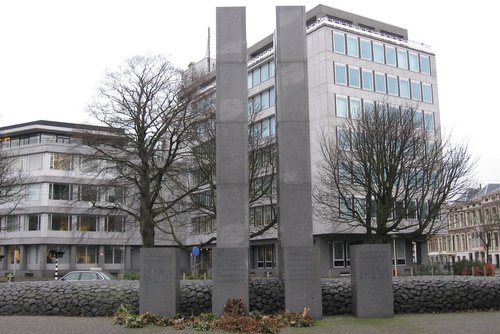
top-left (49, 249), bottom-right (65, 280)
top-left (391, 235), bottom-right (398, 277)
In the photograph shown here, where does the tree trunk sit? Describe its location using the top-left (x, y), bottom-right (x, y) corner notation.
top-left (141, 219), bottom-right (156, 247)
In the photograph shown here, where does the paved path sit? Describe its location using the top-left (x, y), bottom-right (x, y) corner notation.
top-left (1, 311), bottom-right (500, 334)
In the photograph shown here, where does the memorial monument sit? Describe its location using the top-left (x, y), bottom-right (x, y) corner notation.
top-left (275, 6), bottom-right (322, 319)
top-left (212, 6), bottom-right (250, 315)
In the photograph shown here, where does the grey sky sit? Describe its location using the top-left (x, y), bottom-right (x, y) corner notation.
top-left (0, 0), bottom-right (497, 184)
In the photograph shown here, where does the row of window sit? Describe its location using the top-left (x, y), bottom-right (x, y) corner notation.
top-left (334, 95), bottom-right (435, 131)
top-left (16, 152), bottom-right (113, 173)
top-left (430, 233), bottom-right (500, 253)
top-left (50, 245), bottom-right (123, 264)
top-left (250, 116), bottom-right (276, 140)
top-left (36, 183), bottom-right (125, 202)
top-left (332, 240), bottom-right (406, 268)
top-left (250, 204), bottom-right (276, 227)
top-left (2, 214), bottom-right (126, 233)
top-left (448, 206), bottom-right (499, 229)
top-left (337, 195), bottom-right (433, 221)
top-left (192, 215), bottom-right (215, 235)
top-left (247, 60), bottom-right (275, 88)
top-left (334, 63), bottom-right (433, 103)
top-left (250, 174), bottom-right (277, 197)
top-left (0, 133), bottom-right (73, 149)
top-left (332, 31), bottom-right (431, 75)
top-left (248, 87), bottom-right (276, 114)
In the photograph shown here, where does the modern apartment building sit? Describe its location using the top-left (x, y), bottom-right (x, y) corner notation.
top-left (0, 121), bottom-right (144, 278)
top-left (188, 4), bottom-right (439, 277)
top-left (428, 184), bottom-right (500, 268)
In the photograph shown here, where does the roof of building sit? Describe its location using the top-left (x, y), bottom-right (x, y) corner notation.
top-left (0, 120), bottom-right (121, 137)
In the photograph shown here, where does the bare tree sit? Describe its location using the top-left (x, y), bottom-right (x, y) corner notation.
top-left (85, 55), bottom-right (205, 247)
top-left (471, 208), bottom-right (500, 263)
top-left (314, 102), bottom-right (473, 244)
top-left (0, 150), bottom-right (28, 227)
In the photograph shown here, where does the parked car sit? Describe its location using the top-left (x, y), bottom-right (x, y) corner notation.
top-left (60, 270), bottom-right (116, 281)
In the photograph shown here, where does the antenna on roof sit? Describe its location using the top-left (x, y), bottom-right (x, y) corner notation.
top-left (207, 27), bottom-right (211, 72)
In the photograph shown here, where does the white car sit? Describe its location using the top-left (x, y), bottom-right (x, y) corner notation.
top-left (60, 271), bottom-right (115, 281)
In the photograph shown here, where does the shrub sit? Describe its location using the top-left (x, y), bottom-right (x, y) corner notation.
top-left (123, 272), bottom-right (139, 280)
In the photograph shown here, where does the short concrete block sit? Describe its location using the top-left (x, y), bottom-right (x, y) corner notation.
top-left (212, 247), bottom-right (249, 315)
top-left (281, 246), bottom-right (322, 318)
top-left (350, 244), bottom-right (394, 318)
top-left (139, 247), bottom-right (181, 317)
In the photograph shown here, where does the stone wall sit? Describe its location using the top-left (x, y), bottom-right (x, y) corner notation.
top-left (1, 277), bottom-right (499, 316)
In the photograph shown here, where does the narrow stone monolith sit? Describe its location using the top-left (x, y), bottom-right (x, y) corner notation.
top-left (213, 6), bottom-right (250, 315)
top-left (275, 6), bottom-right (322, 319)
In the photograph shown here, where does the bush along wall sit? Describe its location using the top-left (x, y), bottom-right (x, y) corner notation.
top-left (0, 277), bottom-right (500, 316)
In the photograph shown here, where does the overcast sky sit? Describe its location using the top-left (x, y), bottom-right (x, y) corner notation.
top-left (0, 0), bottom-right (498, 184)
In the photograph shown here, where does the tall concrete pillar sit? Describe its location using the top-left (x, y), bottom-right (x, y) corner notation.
top-left (275, 6), bottom-right (322, 318)
top-left (213, 7), bottom-right (250, 315)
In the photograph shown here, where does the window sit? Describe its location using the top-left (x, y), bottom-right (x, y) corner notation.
top-left (252, 244), bottom-right (275, 269)
top-left (409, 52), bottom-right (419, 72)
top-left (350, 97), bottom-right (362, 119)
top-left (424, 111), bottom-right (435, 131)
top-left (385, 46), bottom-right (396, 66)
top-left (193, 216), bottom-right (215, 234)
top-left (261, 63), bottom-right (269, 82)
top-left (261, 90), bottom-right (270, 109)
top-left (333, 32), bottom-right (345, 54)
top-left (105, 216), bottom-right (125, 232)
top-left (411, 80), bottom-right (421, 101)
top-left (387, 75), bottom-right (398, 96)
top-left (373, 42), bottom-right (384, 63)
top-left (50, 153), bottom-right (73, 170)
top-left (363, 100), bottom-right (375, 115)
top-left (104, 246), bottom-right (123, 264)
top-left (247, 73), bottom-right (252, 89)
top-left (394, 240), bottom-right (406, 265)
top-left (413, 110), bottom-right (423, 129)
top-left (8, 246), bottom-right (20, 264)
top-left (50, 214), bottom-right (70, 231)
top-left (25, 153), bottom-right (42, 171)
top-left (348, 66), bottom-right (360, 88)
top-left (399, 78), bottom-right (410, 98)
top-left (422, 83), bottom-right (433, 103)
top-left (361, 69), bottom-right (373, 91)
top-left (360, 39), bottom-right (372, 60)
top-left (397, 49), bottom-right (408, 69)
top-left (49, 183), bottom-right (72, 200)
top-left (333, 241), bottom-right (351, 268)
top-left (248, 87), bottom-right (275, 114)
top-left (250, 205), bottom-right (275, 227)
top-left (76, 245), bottom-right (97, 264)
top-left (77, 215), bottom-right (97, 232)
top-left (420, 55), bottom-right (431, 74)
top-left (335, 95), bottom-right (348, 118)
top-left (337, 127), bottom-right (349, 150)
top-left (192, 191), bottom-right (213, 207)
top-left (5, 215), bottom-right (20, 232)
top-left (334, 63), bottom-right (347, 85)
top-left (106, 187), bottom-right (125, 203)
top-left (79, 184), bottom-right (98, 202)
top-left (374, 72), bottom-right (386, 93)
top-left (28, 214), bottom-right (40, 231)
top-left (252, 68), bottom-right (261, 87)
top-left (27, 184), bottom-right (41, 201)
top-left (347, 35), bottom-right (359, 57)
